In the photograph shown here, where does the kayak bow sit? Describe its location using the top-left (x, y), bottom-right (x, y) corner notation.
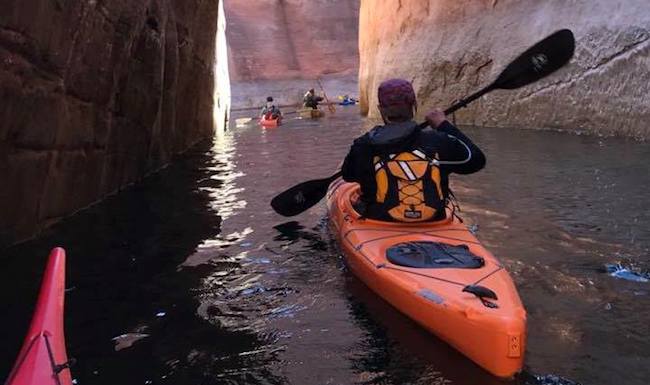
top-left (5, 248), bottom-right (73, 385)
top-left (260, 115), bottom-right (281, 128)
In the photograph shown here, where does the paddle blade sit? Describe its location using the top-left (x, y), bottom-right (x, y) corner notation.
top-left (271, 172), bottom-right (341, 216)
top-left (494, 29), bottom-right (575, 90)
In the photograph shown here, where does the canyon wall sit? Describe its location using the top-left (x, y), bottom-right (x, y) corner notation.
top-left (359, 0), bottom-right (650, 138)
top-left (224, 0), bottom-right (360, 109)
top-left (0, 0), bottom-right (222, 246)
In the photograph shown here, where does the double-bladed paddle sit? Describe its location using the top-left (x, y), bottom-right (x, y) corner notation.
top-left (271, 29), bottom-right (575, 217)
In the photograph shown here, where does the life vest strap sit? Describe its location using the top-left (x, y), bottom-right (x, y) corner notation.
top-left (373, 149), bottom-right (444, 222)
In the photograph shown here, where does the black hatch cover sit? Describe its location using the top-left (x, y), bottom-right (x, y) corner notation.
top-left (386, 242), bottom-right (484, 269)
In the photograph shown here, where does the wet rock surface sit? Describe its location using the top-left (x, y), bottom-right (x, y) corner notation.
top-left (359, 0), bottom-right (650, 138)
top-left (0, 0), bottom-right (220, 246)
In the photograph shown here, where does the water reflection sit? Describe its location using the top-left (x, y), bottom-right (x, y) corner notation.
top-left (0, 141), bottom-right (285, 385)
top-left (1, 106), bottom-right (649, 385)
top-left (345, 276), bottom-right (503, 385)
top-left (204, 131), bottom-right (246, 220)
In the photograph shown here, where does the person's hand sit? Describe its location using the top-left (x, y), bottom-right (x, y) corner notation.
top-left (425, 109), bottom-right (447, 128)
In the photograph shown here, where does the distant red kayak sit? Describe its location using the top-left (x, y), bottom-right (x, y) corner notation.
top-left (259, 114), bottom-right (281, 128)
top-left (5, 247), bottom-right (73, 385)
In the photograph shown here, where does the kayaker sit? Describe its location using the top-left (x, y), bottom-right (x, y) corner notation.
top-left (341, 78), bottom-right (486, 222)
top-left (303, 88), bottom-right (323, 110)
top-left (261, 96), bottom-right (282, 119)
top-left (341, 95), bottom-right (356, 104)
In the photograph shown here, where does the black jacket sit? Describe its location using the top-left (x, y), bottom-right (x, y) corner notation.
top-left (341, 120), bottom-right (486, 211)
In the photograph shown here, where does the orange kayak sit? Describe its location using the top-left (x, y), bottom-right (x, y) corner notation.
top-left (259, 115), bottom-right (281, 128)
top-left (5, 248), bottom-right (73, 385)
top-left (327, 181), bottom-right (527, 378)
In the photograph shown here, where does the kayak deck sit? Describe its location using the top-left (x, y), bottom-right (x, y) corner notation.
top-left (327, 180), bottom-right (527, 378)
top-left (5, 248), bottom-right (73, 385)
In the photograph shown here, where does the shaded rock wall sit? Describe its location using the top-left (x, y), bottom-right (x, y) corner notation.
top-left (0, 0), bottom-right (220, 246)
top-left (359, 0), bottom-right (650, 138)
top-left (224, 0), bottom-right (359, 109)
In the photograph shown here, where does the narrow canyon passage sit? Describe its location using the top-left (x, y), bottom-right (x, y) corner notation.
top-left (1, 107), bottom-right (649, 385)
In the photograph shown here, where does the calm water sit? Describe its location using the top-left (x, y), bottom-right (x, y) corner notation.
top-left (1, 106), bottom-right (649, 385)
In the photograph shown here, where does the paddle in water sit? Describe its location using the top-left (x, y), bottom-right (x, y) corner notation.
top-left (271, 29), bottom-right (575, 217)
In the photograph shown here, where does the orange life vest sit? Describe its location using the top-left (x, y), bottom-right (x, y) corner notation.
top-left (373, 149), bottom-right (444, 222)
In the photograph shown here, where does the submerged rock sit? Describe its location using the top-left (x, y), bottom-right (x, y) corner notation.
top-left (112, 333), bottom-right (150, 351)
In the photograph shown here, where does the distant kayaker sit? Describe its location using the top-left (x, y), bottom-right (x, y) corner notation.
top-left (341, 78), bottom-right (486, 222)
top-left (340, 94), bottom-right (357, 105)
top-left (303, 88), bottom-right (323, 110)
top-left (261, 96), bottom-right (282, 119)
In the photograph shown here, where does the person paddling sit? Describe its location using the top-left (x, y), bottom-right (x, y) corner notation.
top-left (261, 96), bottom-right (282, 119)
top-left (271, 30), bottom-right (575, 219)
top-left (341, 78), bottom-right (486, 222)
top-left (303, 88), bottom-right (323, 110)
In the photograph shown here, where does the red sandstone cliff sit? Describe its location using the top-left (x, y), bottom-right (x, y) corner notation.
top-left (0, 0), bottom-right (222, 245)
top-left (224, 0), bottom-right (360, 108)
top-left (359, 0), bottom-right (650, 138)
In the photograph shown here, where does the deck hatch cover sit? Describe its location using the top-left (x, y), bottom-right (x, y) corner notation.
top-left (386, 242), bottom-right (484, 269)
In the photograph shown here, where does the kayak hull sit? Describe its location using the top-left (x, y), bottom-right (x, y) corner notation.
top-left (326, 181), bottom-right (527, 378)
top-left (5, 248), bottom-right (73, 385)
top-left (259, 115), bottom-right (281, 128)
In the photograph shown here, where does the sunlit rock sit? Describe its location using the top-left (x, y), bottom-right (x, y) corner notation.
top-left (359, 0), bottom-right (650, 138)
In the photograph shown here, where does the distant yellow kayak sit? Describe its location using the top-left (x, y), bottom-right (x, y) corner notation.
top-left (298, 108), bottom-right (323, 119)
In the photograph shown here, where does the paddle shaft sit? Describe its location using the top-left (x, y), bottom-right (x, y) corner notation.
top-left (317, 78), bottom-right (336, 112)
top-left (313, 83), bottom-right (500, 183)
top-left (282, 84), bottom-right (514, 198)
top-left (415, 84), bottom-right (496, 129)
top-left (323, 89), bottom-right (493, 182)
top-left (444, 84), bottom-right (495, 115)
top-left (271, 29), bottom-right (575, 216)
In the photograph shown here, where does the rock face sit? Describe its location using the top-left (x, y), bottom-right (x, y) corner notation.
top-left (359, 0), bottom-right (650, 138)
top-left (0, 0), bottom-right (221, 246)
top-left (224, 0), bottom-right (359, 108)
